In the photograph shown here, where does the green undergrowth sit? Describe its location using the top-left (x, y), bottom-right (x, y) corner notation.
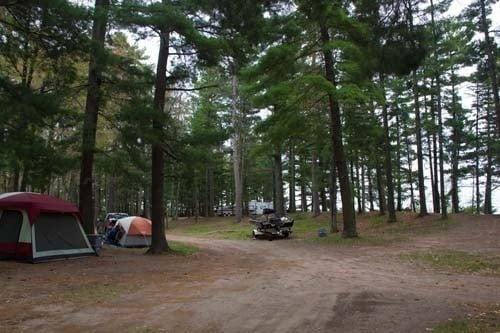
top-left (402, 249), bottom-right (500, 274)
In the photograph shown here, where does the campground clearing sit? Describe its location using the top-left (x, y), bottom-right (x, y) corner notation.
top-left (1, 213), bottom-right (499, 333)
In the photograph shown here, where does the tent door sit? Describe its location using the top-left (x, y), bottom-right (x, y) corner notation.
top-left (0, 210), bottom-right (23, 256)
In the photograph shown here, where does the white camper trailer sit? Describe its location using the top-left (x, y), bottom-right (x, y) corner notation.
top-left (248, 200), bottom-right (274, 216)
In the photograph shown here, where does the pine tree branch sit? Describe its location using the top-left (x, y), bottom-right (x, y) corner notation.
top-left (166, 84), bottom-right (218, 91)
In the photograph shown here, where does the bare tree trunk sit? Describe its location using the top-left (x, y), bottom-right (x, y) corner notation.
top-left (194, 179), bottom-right (199, 222)
top-left (20, 166), bottom-right (28, 192)
top-left (405, 125), bottom-right (416, 212)
top-left (412, 70), bottom-right (428, 216)
top-left (427, 128), bottom-right (435, 209)
top-left (79, 0), bottom-right (109, 234)
top-left (311, 147), bottom-right (321, 217)
top-left (231, 67), bottom-right (243, 223)
top-left (329, 152), bottom-right (338, 233)
top-left (355, 159), bottom-right (362, 214)
top-left (361, 161), bottom-right (366, 213)
top-left (148, 24), bottom-right (170, 254)
top-left (300, 178), bottom-right (307, 212)
top-left (320, 25), bottom-right (357, 237)
top-left (430, 0), bottom-right (447, 219)
top-left (450, 62), bottom-right (460, 214)
top-left (367, 166), bottom-right (374, 211)
top-left (376, 162), bottom-right (386, 214)
top-left (380, 74), bottom-right (396, 223)
top-left (484, 93), bottom-right (493, 214)
top-left (208, 166), bottom-right (215, 217)
top-left (395, 115), bottom-right (403, 211)
top-left (430, 84), bottom-right (440, 213)
top-left (475, 81), bottom-right (481, 214)
top-left (274, 145), bottom-right (285, 217)
top-left (288, 145), bottom-right (296, 213)
top-left (320, 188), bottom-right (328, 212)
top-left (437, 79), bottom-right (447, 218)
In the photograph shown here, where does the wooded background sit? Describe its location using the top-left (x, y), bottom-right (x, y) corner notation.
top-left (0, 0), bottom-right (498, 248)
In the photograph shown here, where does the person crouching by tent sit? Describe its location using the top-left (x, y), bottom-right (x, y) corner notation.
top-left (106, 223), bottom-right (125, 245)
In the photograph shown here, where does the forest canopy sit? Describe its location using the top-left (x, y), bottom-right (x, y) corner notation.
top-left (0, 0), bottom-right (498, 249)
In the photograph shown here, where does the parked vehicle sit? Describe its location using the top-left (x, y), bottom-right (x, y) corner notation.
top-left (250, 208), bottom-right (294, 240)
top-left (99, 212), bottom-right (129, 234)
top-left (248, 200), bottom-right (273, 216)
top-left (214, 206), bottom-right (234, 216)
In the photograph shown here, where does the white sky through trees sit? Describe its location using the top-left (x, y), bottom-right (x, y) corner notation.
top-left (128, 0), bottom-right (500, 212)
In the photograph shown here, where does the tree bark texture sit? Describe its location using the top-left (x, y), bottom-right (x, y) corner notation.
top-left (79, 0), bottom-right (109, 234)
top-left (320, 25), bottom-right (357, 237)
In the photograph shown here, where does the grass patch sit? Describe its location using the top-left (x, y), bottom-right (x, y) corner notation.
top-left (433, 304), bottom-right (500, 333)
top-left (402, 249), bottom-right (500, 274)
top-left (169, 218), bottom-right (252, 240)
top-left (306, 233), bottom-right (388, 246)
top-left (169, 241), bottom-right (199, 255)
top-left (57, 282), bottom-right (126, 304)
top-left (167, 212), bottom-right (458, 245)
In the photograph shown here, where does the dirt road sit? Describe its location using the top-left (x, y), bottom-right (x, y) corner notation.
top-left (1, 214), bottom-right (499, 332)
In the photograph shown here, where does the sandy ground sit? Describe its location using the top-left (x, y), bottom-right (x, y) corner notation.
top-left (0, 214), bottom-right (499, 333)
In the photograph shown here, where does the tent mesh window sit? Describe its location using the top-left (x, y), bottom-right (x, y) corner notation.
top-left (0, 210), bottom-right (23, 243)
top-left (35, 213), bottom-right (87, 252)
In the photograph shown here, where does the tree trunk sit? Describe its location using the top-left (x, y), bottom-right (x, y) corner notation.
top-left (148, 25), bottom-right (170, 254)
top-left (430, 83), bottom-right (440, 213)
top-left (355, 159), bottom-right (362, 214)
top-left (425, 92), bottom-right (436, 214)
top-left (484, 93), bottom-right (493, 214)
top-left (320, 25), bottom-right (357, 237)
top-left (288, 145), bottom-right (296, 213)
top-left (320, 188), bottom-right (328, 212)
top-left (412, 70), bottom-right (428, 216)
top-left (79, 0), bottom-right (109, 234)
top-left (311, 147), bottom-right (321, 217)
top-left (329, 152), bottom-right (338, 233)
top-left (194, 179), bottom-right (199, 222)
top-left (367, 166), bottom-right (374, 211)
top-left (479, 0), bottom-right (500, 136)
top-left (20, 165), bottom-right (29, 192)
top-left (208, 166), bottom-right (215, 217)
top-left (376, 162), bottom-right (386, 214)
top-left (380, 74), bottom-right (396, 223)
top-left (143, 183), bottom-right (150, 218)
top-left (475, 81), bottom-right (481, 214)
top-left (405, 124), bottom-right (416, 212)
top-left (274, 145), bottom-right (285, 217)
top-left (436, 79), bottom-right (447, 218)
top-left (450, 62), bottom-right (460, 213)
top-left (300, 173), bottom-right (307, 212)
top-left (430, 0), bottom-right (447, 219)
top-left (231, 68), bottom-right (243, 223)
top-left (361, 162), bottom-right (366, 214)
top-left (395, 114), bottom-right (403, 211)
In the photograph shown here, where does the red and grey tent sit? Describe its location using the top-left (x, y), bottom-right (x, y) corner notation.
top-left (0, 192), bottom-right (95, 262)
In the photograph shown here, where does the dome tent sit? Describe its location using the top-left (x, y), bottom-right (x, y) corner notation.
top-left (113, 216), bottom-right (152, 248)
top-left (0, 192), bottom-right (95, 262)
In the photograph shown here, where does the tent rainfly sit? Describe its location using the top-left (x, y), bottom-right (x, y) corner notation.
top-left (114, 216), bottom-right (152, 248)
top-left (0, 192), bottom-right (96, 262)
